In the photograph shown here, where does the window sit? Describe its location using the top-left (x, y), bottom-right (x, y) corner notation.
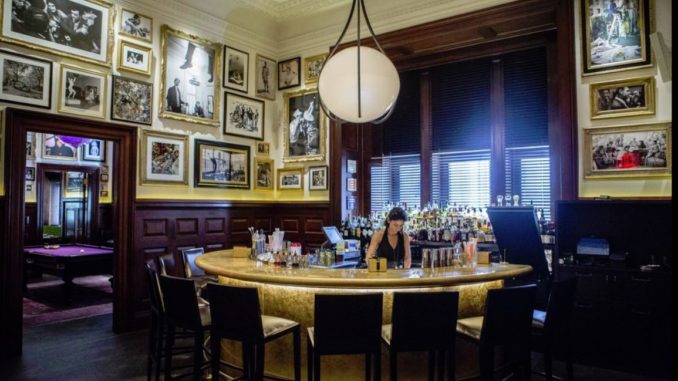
top-left (505, 146), bottom-right (551, 220)
top-left (432, 150), bottom-right (491, 207)
top-left (370, 155), bottom-right (421, 213)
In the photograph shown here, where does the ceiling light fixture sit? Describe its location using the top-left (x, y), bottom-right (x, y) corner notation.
top-left (318, 0), bottom-right (400, 124)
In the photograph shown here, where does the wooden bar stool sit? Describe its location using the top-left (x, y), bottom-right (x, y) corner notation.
top-left (158, 253), bottom-right (184, 277)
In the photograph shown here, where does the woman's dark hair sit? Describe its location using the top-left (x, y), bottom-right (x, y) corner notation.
top-left (384, 207), bottom-right (407, 227)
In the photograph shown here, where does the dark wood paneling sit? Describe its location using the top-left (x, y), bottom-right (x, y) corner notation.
top-left (419, 72), bottom-right (432, 206)
top-left (24, 203), bottom-right (39, 245)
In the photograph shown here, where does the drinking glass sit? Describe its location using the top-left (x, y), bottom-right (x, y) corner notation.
top-left (513, 194), bottom-right (520, 207)
top-left (496, 195), bottom-right (504, 207)
top-left (504, 194), bottom-right (511, 207)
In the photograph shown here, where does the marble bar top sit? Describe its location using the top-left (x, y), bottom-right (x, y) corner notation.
top-left (196, 250), bottom-right (532, 288)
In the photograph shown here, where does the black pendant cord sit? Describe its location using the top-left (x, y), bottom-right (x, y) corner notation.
top-left (360, 0), bottom-right (387, 54)
top-left (357, 0), bottom-right (362, 118)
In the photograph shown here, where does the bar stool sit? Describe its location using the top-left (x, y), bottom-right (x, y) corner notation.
top-left (456, 284), bottom-right (537, 381)
top-left (531, 277), bottom-right (578, 381)
top-left (158, 253), bottom-right (183, 277)
top-left (382, 291), bottom-right (459, 381)
top-left (181, 247), bottom-right (216, 299)
top-left (307, 293), bottom-right (383, 381)
top-left (206, 283), bottom-right (301, 381)
top-left (159, 275), bottom-right (211, 381)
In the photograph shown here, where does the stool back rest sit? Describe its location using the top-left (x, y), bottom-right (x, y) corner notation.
top-left (480, 284), bottom-right (536, 348)
top-left (144, 260), bottom-right (165, 313)
top-left (206, 283), bottom-right (264, 341)
top-left (182, 247), bottom-right (206, 278)
top-left (391, 291), bottom-right (459, 351)
top-left (159, 275), bottom-right (202, 329)
top-left (544, 277), bottom-right (578, 341)
top-left (158, 253), bottom-right (184, 277)
top-left (313, 293), bottom-right (383, 355)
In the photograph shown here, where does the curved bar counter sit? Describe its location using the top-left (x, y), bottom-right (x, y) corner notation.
top-left (196, 250), bottom-right (532, 380)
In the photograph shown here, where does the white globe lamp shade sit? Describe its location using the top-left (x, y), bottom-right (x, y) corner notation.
top-left (319, 46), bottom-right (400, 123)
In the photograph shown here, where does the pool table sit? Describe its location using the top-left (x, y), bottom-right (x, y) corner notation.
top-left (24, 244), bottom-right (113, 300)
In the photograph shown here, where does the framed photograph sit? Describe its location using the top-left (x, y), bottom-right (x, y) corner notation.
top-left (101, 164), bottom-right (109, 174)
top-left (26, 131), bottom-right (35, 159)
top-left (224, 92), bottom-right (264, 140)
top-left (100, 173), bottom-right (109, 182)
top-left (25, 166), bottom-right (35, 181)
top-left (347, 159), bottom-right (357, 174)
top-left (347, 177), bottom-right (357, 192)
top-left (590, 76), bottom-right (654, 119)
top-left (140, 129), bottom-right (188, 185)
top-left (100, 190), bottom-right (108, 197)
top-left (581, 0), bottom-right (652, 75)
top-left (58, 64), bottom-right (106, 118)
top-left (255, 54), bottom-right (275, 100)
top-left (194, 139), bottom-right (250, 189)
top-left (1, 0), bottom-right (115, 66)
top-left (63, 171), bottom-right (84, 198)
top-left (119, 9), bottom-right (152, 43)
top-left (0, 50), bottom-right (52, 108)
top-left (283, 87), bottom-right (325, 163)
top-left (277, 167), bottom-right (303, 190)
top-left (254, 157), bottom-right (274, 190)
top-left (118, 40), bottom-right (152, 76)
top-left (81, 138), bottom-right (105, 161)
top-left (309, 165), bottom-right (328, 191)
top-left (278, 57), bottom-right (300, 90)
top-left (111, 75), bottom-right (153, 125)
top-left (25, 183), bottom-right (32, 192)
top-left (223, 45), bottom-right (248, 93)
top-left (303, 53), bottom-right (326, 84)
top-left (256, 142), bottom-right (270, 155)
top-left (43, 134), bottom-right (77, 160)
top-left (159, 25), bottom-right (221, 126)
top-left (584, 122), bottom-right (671, 179)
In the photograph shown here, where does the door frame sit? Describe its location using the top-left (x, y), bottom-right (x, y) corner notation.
top-left (0, 108), bottom-right (137, 358)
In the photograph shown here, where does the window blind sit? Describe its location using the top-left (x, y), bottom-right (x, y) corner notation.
top-left (381, 71), bottom-right (421, 155)
top-left (504, 146), bottom-right (551, 220)
top-left (432, 150), bottom-right (491, 208)
top-left (370, 154), bottom-right (421, 213)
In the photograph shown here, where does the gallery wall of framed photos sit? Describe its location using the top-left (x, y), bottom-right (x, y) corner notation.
top-left (575, 0), bottom-right (672, 198)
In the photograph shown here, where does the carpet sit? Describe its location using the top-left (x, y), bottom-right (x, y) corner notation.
top-left (23, 275), bottom-right (113, 328)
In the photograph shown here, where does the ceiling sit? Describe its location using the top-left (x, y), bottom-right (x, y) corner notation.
top-left (176, 0), bottom-right (352, 22)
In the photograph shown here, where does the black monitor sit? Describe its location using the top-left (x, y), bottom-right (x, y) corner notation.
top-left (486, 206), bottom-right (549, 281)
top-left (322, 226), bottom-right (343, 245)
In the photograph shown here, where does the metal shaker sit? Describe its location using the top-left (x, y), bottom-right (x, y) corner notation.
top-left (431, 249), bottom-right (439, 268)
top-left (421, 248), bottom-right (430, 268)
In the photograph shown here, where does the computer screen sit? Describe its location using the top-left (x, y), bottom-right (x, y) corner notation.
top-left (322, 226), bottom-right (343, 245)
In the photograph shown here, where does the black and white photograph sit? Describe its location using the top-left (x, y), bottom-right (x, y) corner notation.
top-left (111, 75), bottom-right (153, 125)
top-left (159, 25), bottom-right (221, 126)
top-left (194, 139), bottom-right (250, 189)
top-left (223, 45), bottom-right (248, 93)
top-left (141, 130), bottom-right (188, 185)
top-left (255, 54), bottom-right (275, 100)
top-left (584, 123), bottom-right (671, 179)
top-left (582, 0), bottom-right (651, 74)
top-left (119, 9), bottom-right (152, 43)
top-left (308, 165), bottom-right (328, 191)
top-left (590, 76), bottom-right (654, 119)
top-left (63, 171), bottom-right (84, 198)
top-left (283, 88), bottom-right (325, 162)
top-left (224, 92), bottom-right (264, 140)
top-left (1, 0), bottom-right (114, 66)
top-left (0, 50), bottom-right (52, 108)
top-left (118, 40), bottom-right (151, 75)
top-left (26, 131), bottom-right (35, 159)
top-left (25, 166), bottom-right (35, 181)
top-left (278, 56), bottom-right (300, 90)
top-left (100, 173), bottom-right (108, 182)
top-left (254, 157), bottom-right (273, 190)
top-left (82, 138), bottom-right (105, 161)
top-left (303, 53), bottom-right (326, 84)
top-left (43, 134), bottom-right (77, 160)
top-left (256, 142), bottom-right (270, 155)
top-left (277, 168), bottom-right (303, 190)
top-left (58, 64), bottom-right (106, 118)
top-left (100, 189), bottom-right (108, 197)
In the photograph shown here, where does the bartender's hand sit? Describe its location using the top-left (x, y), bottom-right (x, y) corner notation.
top-left (365, 230), bottom-right (382, 260)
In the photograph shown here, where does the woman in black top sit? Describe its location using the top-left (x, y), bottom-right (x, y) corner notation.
top-left (366, 207), bottom-right (412, 269)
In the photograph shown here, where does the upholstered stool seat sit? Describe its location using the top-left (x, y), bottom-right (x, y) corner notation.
top-left (456, 316), bottom-right (484, 341)
top-left (531, 310), bottom-right (546, 329)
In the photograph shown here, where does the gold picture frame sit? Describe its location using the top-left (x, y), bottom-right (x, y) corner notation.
top-left (590, 77), bottom-right (655, 120)
top-left (303, 53), bottom-right (327, 84)
top-left (63, 171), bottom-right (84, 199)
top-left (584, 122), bottom-right (671, 179)
top-left (277, 167), bottom-right (303, 190)
top-left (159, 25), bottom-right (222, 126)
top-left (194, 139), bottom-right (250, 189)
top-left (0, 0), bottom-right (115, 67)
top-left (140, 129), bottom-right (189, 185)
top-left (118, 40), bottom-right (152, 76)
top-left (119, 9), bottom-right (153, 44)
top-left (58, 63), bottom-right (107, 119)
top-left (254, 157), bottom-right (274, 190)
top-left (283, 87), bottom-right (325, 163)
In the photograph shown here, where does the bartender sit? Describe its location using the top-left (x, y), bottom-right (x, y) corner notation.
top-left (366, 207), bottom-right (412, 269)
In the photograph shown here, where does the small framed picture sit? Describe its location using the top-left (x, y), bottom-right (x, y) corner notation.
top-left (303, 53), bottom-right (327, 84)
top-left (63, 171), bottom-right (84, 199)
top-left (43, 134), bottom-right (77, 161)
top-left (101, 173), bottom-right (109, 183)
top-left (82, 139), bottom-right (105, 162)
top-left (256, 142), bottom-right (270, 155)
top-left (194, 139), bottom-right (250, 189)
top-left (309, 165), bottom-right (328, 191)
top-left (347, 159), bottom-right (357, 174)
top-left (223, 45), bottom-right (249, 93)
top-left (590, 77), bottom-right (655, 120)
top-left (101, 164), bottom-right (109, 175)
top-left (25, 183), bottom-right (32, 192)
top-left (118, 40), bottom-right (152, 76)
top-left (140, 130), bottom-right (188, 185)
top-left (111, 75), bottom-right (153, 125)
top-left (224, 92), bottom-right (265, 140)
top-left (283, 88), bottom-right (325, 162)
top-left (255, 54), bottom-right (276, 100)
top-left (277, 167), bottom-right (303, 190)
top-left (278, 57), bottom-right (300, 90)
top-left (347, 177), bottom-right (357, 192)
top-left (254, 157), bottom-right (274, 190)
top-left (26, 131), bottom-right (35, 159)
top-left (0, 49), bottom-right (52, 109)
top-left (100, 190), bottom-right (109, 197)
top-left (119, 9), bottom-right (153, 43)
top-left (25, 167), bottom-right (35, 181)
top-left (58, 64), bottom-right (106, 119)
